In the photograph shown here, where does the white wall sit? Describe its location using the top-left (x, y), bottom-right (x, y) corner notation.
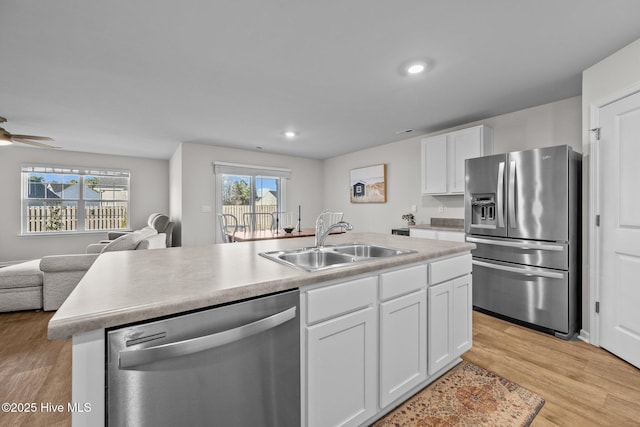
top-left (0, 146), bottom-right (169, 264)
top-left (581, 38), bottom-right (640, 337)
top-left (169, 144), bottom-right (183, 246)
top-left (171, 142), bottom-right (324, 247)
top-left (323, 96), bottom-right (582, 232)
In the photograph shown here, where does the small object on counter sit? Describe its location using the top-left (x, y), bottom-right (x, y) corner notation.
top-left (284, 226), bottom-right (295, 234)
top-left (402, 213), bottom-right (416, 226)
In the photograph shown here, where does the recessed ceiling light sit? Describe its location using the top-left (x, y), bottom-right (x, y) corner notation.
top-left (401, 59), bottom-right (431, 76)
top-left (283, 130), bottom-right (297, 139)
top-left (406, 63), bottom-right (426, 74)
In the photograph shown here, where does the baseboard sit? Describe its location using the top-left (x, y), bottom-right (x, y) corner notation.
top-left (578, 329), bottom-right (590, 344)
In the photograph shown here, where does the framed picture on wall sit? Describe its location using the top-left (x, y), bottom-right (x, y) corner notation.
top-left (350, 164), bottom-right (386, 203)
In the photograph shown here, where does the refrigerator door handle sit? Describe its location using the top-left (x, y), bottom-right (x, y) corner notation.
top-left (118, 306), bottom-right (297, 369)
top-left (466, 236), bottom-right (564, 251)
top-left (473, 259), bottom-right (565, 279)
top-left (496, 161), bottom-right (505, 228)
top-left (508, 160), bottom-right (517, 228)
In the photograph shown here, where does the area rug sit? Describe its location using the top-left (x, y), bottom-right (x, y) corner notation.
top-left (373, 361), bottom-right (544, 427)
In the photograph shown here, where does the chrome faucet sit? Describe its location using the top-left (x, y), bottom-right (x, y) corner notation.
top-left (315, 210), bottom-right (353, 247)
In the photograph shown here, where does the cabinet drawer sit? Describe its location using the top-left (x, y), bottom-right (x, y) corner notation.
top-left (430, 254), bottom-right (472, 285)
top-left (306, 276), bottom-right (377, 324)
top-left (437, 231), bottom-right (465, 242)
top-left (409, 228), bottom-right (438, 239)
top-left (380, 264), bottom-right (427, 300)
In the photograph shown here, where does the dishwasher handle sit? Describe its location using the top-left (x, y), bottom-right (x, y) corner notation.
top-left (119, 306), bottom-right (297, 369)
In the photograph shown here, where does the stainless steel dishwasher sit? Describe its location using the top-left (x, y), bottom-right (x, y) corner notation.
top-left (106, 289), bottom-right (300, 427)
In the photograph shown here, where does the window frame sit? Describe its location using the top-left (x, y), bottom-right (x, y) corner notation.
top-left (21, 164), bottom-right (131, 235)
top-left (213, 162), bottom-right (291, 243)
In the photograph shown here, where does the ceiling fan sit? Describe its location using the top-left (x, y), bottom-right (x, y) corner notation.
top-left (0, 116), bottom-right (59, 149)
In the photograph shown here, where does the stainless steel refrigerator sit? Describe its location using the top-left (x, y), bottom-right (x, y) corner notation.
top-left (464, 145), bottom-right (581, 339)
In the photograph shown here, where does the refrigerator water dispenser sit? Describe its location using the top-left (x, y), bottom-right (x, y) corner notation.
top-left (470, 194), bottom-right (496, 227)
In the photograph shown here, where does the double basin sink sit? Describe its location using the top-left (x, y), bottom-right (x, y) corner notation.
top-left (259, 243), bottom-right (416, 272)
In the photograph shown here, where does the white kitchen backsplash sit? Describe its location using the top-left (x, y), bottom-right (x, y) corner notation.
top-left (418, 195), bottom-right (464, 225)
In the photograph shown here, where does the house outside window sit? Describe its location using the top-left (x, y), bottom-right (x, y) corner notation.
top-left (21, 164), bottom-right (130, 233)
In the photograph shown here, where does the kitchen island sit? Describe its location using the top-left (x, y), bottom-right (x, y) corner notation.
top-left (49, 232), bottom-right (474, 426)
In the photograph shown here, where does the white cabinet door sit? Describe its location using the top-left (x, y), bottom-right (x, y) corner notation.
top-left (421, 135), bottom-right (447, 194)
top-left (379, 289), bottom-right (427, 408)
top-left (452, 274), bottom-right (473, 355)
top-left (306, 307), bottom-right (377, 427)
top-left (428, 281), bottom-right (453, 375)
top-left (450, 127), bottom-right (484, 193)
top-left (428, 273), bottom-right (473, 375)
top-left (422, 125), bottom-right (492, 195)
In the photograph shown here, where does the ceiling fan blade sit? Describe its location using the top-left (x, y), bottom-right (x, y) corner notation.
top-left (10, 134), bottom-right (54, 141)
top-left (11, 137), bottom-right (60, 149)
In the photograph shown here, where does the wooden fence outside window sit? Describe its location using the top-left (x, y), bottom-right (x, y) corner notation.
top-left (222, 204), bottom-right (280, 230)
top-left (26, 206), bottom-right (128, 232)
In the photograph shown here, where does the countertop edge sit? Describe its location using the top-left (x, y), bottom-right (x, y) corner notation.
top-left (48, 236), bottom-right (474, 340)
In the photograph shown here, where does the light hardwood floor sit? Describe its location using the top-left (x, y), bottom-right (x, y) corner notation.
top-left (1, 309), bottom-right (639, 426)
top-left (463, 311), bottom-right (640, 426)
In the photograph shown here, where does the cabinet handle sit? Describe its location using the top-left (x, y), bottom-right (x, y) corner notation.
top-left (497, 161), bottom-right (505, 228)
top-left (472, 260), bottom-right (565, 279)
top-left (466, 236), bottom-right (564, 251)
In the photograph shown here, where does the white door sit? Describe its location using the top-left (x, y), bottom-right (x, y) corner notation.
top-left (599, 90), bottom-right (640, 369)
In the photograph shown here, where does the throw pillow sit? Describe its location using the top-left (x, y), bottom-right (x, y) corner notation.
top-left (101, 232), bottom-right (141, 253)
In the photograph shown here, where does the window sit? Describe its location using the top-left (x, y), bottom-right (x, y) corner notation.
top-left (21, 165), bottom-right (130, 233)
top-left (213, 162), bottom-right (291, 239)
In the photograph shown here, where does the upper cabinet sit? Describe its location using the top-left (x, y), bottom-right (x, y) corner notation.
top-left (421, 125), bottom-right (493, 195)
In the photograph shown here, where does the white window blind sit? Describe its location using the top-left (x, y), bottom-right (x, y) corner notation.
top-left (212, 161), bottom-right (292, 179)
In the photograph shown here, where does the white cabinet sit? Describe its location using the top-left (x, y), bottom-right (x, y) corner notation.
top-left (304, 276), bottom-right (378, 427)
top-left (452, 274), bottom-right (473, 355)
top-left (428, 254), bottom-right (473, 375)
top-left (428, 280), bottom-right (454, 375)
top-left (301, 254), bottom-right (472, 426)
top-left (379, 265), bottom-right (428, 408)
top-left (421, 134), bottom-right (448, 194)
top-left (427, 275), bottom-right (473, 375)
top-left (380, 290), bottom-right (427, 407)
top-left (421, 125), bottom-right (492, 195)
top-left (307, 307), bottom-right (378, 427)
top-left (410, 227), bottom-right (465, 242)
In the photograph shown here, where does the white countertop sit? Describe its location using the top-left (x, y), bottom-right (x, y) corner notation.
top-left (48, 232), bottom-right (474, 340)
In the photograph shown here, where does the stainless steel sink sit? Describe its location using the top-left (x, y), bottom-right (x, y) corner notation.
top-left (329, 243), bottom-right (409, 258)
top-left (278, 249), bottom-right (357, 270)
top-left (259, 243), bottom-right (416, 272)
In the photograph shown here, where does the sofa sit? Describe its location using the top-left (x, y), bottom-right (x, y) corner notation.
top-left (38, 227), bottom-right (166, 311)
top-left (105, 213), bottom-right (174, 247)
top-left (0, 260), bottom-right (44, 312)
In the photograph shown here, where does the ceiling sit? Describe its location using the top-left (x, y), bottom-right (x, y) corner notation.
top-left (1, 1), bottom-right (640, 160)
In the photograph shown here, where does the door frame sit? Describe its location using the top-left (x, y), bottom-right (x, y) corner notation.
top-left (588, 81), bottom-right (640, 346)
